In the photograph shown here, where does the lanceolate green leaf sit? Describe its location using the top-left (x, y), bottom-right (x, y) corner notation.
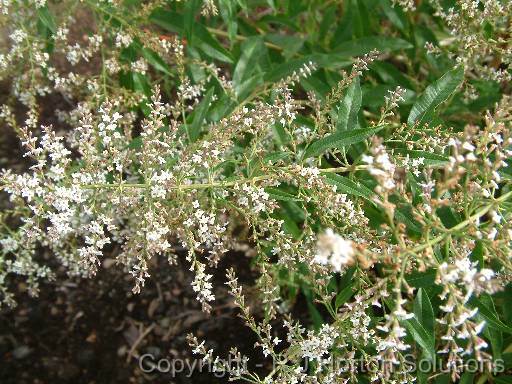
top-left (235, 74), bottom-right (264, 102)
top-left (335, 284), bottom-right (354, 310)
top-left (407, 66), bottom-right (464, 126)
top-left (336, 77), bottom-right (361, 131)
top-left (392, 149), bottom-right (449, 167)
top-left (303, 125), bottom-right (384, 159)
top-left (264, 187), bottom-right (301, 202)
top-left (469, 295), bottom-right (512, 334)
top-left (334, 36), bottom-right (413, 57)
top-left (150, 10), bottom-right (233, 63)
top-left (138, 46), bottom-right (172, 75)
top-left (263, 54), bottom-right (350, 83)
top-left (477, 293), bottom-right (503, 359)
top-left (323, 173), bottom-right (374, 200)
top-left (265, 34), bottom-right (303, 58)
top-left (232, 37), bottom-right (264, 96)
top-left (264, 57), bottom-right (314, 83)
top-left (37, 6), bottom-right (56, 34)
top-left (405, 269), bottom-right (437, 288)
top-left (414, 288), bottom-right (435, 338)
top-left (188, 87), bottom-right (214, 142)
top-left (194, 24), bottom-right (234, 63)
top-left (403, 318), bottom-right (436, 362)
top-left (263, 152), bottom-right (291, 164)
top-left (151, 10), bottom-right (183, 34)
top-left (302, 285), bottom-right (323, 331)
top-left (184, 0), bottom-right (202, 42)
top-left (395, 205), bottom-right (422, 234)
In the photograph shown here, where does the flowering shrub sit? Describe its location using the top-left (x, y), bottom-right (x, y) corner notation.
top-left (1, 0), bottom-right (512, 383)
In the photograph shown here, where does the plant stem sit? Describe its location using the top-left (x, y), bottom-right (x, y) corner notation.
top-left (80, 165), bottom-right (368, 191)
top-left (206, 27), bottom-right (283, 51)
top-left (410, 189), bottom-right (512, 254)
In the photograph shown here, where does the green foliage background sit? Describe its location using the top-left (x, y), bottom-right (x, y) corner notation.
top-left (13, 0), bottom-right (512, 382)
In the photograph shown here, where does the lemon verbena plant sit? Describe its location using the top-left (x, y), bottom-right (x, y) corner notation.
top-left (1, 0), bottom-right (512, 383)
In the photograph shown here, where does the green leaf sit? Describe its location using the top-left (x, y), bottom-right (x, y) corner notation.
top-left (128, 136), bottom-right (142, 150)
top-left (232, 37), bottom-right (264, 97)
top-left (405, 269), bottom-right (437, 288)
top-left (303, 125), bottom-right (384, 159)
top-left (334, 37), bottom-right (413, 57)
top-left (151, 10), bottom-right (184, 34)
top-left (468, 295), bottom-right (512, 334)
top-left (335, 284), bottom-right (354, 310)
top-left (37, 6), bottom-right (56, 34)
top-left (272, 120), bottom-right (292, 145)
top-left (151, 10), bottom-right (233, 63)
top-left (370, 61), bottom-right (415, 89)
top-left (436, 206), bottom-right (461, 229)
top-left (339, 267), bottom-right (356, 289)
top-left (280, 200), bottom-right (305, 222)
top-left (188, 87), bottom-right (214, 142)
top-left (414, 288), bottom-right (435, 338)
top-left (478, 294), bottom-right (504, 361)
top-left (307, 301), bottom-right (323, 331)
top-left (395, 204), bottom-right (423, 234)
top-left (265, 34), bottom-right (303, 58)
top-left (302, 286), bottom-right (323, 330)
top-left (407, 66), bottom-right (464, 126)
top-left (323, 173), bottom-right (374, 199)
top-left (131, 72), bottom-right (151, 97)
top-left (403, 317), bottom-right (436, 362)
top-left (380, 0), bottom-right (408, 31)
top-left (184, 0), bottom-right (201, 42)
top-left (459, 372), bottom-right (474, 384)
top-left (235, 74), bottom-right (264, 102)
top-left (194, 24), bottom-right (234, 63)
top-left (336, 77), bottom-right (361, 131)
top-left (265, 187), bottom-right (301, 202)
top-left (263, 152), bottom-right (291, 164)
top-left (264, 56), bottom-right (313, 83)
top-left (392, 149), bottom-right (449, 167)
top-left (484, 322), bottom-right (503, 360)
top-left (495, 376), bottom-right (512, 384)
top-left (275, 210), bottom-right (301, 238)
top-left (218, 0), bottom-right (238, 42)
top-left (138, 45), bottom-right (172, 75)
top-left (263, 53), bottom-right (350, 83)
top-left (362, 85), bottom-right (415, 108)
top-left (470, 241), bottom-right (484, 270)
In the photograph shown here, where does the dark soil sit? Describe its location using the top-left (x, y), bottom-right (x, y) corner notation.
top-left (0, 251), bottom-right (272, 384)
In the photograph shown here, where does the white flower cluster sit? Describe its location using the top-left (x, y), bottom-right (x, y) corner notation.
top-left (131, 58), bottom-right (148, 75)
top-left (78, 218), bottom-right (112, 275)
top-left (362, 142), bottom-right (397, 193)
top-left (115, 31), bottom-right (133, 48)
top-left (438, 256), bottom-right (497, 300)
top-left (415, 0), bottom-right (512, 82)
top-left (344, 296), bottom-right (376, 344)
top-left (191, 261), bottom-right (215, 312)
top-left (0, 237), bottom-right (18, 253)
top-left (401, 154), bottom-right (425, 177)
top-left (294, 165), bottom-right (368, 225)
top-left (314, 229), bottom-right (355, 272)
top-left (234, 184), bottom-right (273, 213)
top-left (299, 324), bottom-right (339, 363)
